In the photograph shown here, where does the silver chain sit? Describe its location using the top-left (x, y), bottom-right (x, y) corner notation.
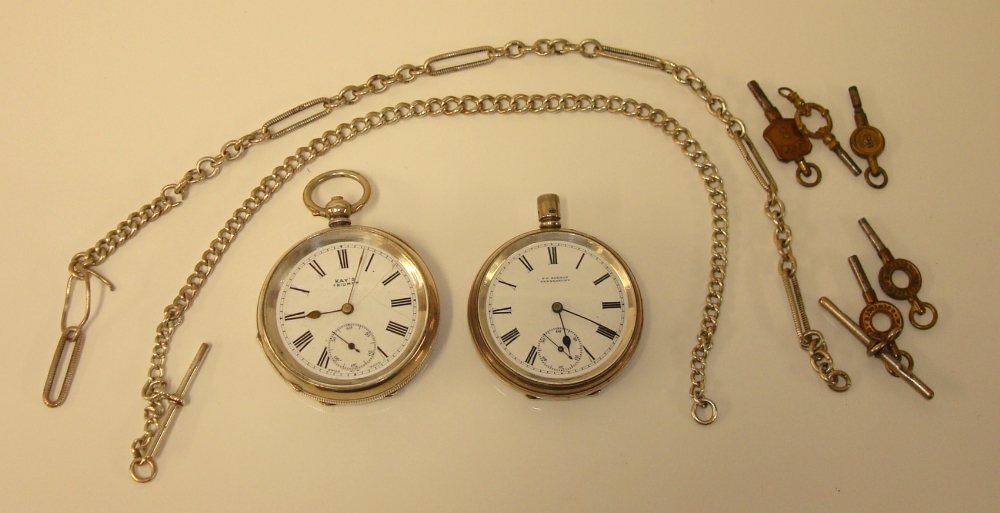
top-left (46, 38), bottom-right (846, 481)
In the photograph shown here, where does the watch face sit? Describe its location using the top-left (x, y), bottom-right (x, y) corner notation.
top-left (259, 227), bottom-right (437, 403)
top-left (470, 230), bottom-right (642, 398)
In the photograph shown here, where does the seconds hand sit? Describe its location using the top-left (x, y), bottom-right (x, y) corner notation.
top-left (332, 332), bottom-right (361, 353)
top-left (542, 332), bottom-right (573, 359)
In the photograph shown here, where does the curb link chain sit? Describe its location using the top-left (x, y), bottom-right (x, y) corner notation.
top-left (48, 39), bottom-right (844, 480)
top-left (126, 92), bottom-right (729, 480)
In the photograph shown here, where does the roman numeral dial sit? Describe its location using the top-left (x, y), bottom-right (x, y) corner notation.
top-left (469, 195), bottom-right (642, 400)
top-left (274, 241), bottom-right (424, 381)
top-left (481, 240), bottom-right (634, 381)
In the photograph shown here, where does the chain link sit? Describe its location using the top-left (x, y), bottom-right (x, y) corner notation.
top-left (49, 39), bottom-right (841, 479)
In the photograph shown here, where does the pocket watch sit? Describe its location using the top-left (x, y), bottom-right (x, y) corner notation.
top-left (257, 170), bottom-right (438, 404)
top-left (468, 194), bottom-right (643, 399)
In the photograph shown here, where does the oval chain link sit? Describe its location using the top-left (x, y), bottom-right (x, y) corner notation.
top-left (52, 40), bottom-right (838, 475)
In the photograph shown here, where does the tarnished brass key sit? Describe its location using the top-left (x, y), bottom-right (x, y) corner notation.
top-left (747, 80), bottom-right (822, 187)
top-left (848, 255), bottom-right (904, 357)
top-left (779, 87), bottom-right (865, 178)
top-left (858, 218), bottom-right (938, 329)
top-left (848, 86), bottom-right (888, 189)
top-left (848, 256), bottom-right (914, 376)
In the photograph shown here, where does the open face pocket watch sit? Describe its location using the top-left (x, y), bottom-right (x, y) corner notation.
top-left (468, 194), bottom-right (643, 399)
top-left (257, 170), bottom-right (439, 404)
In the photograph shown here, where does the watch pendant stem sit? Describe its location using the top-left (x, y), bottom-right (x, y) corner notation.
top-left (325, 197), bottom-right (353, 227)
top-left (537, 194), bottom-right (561, 229)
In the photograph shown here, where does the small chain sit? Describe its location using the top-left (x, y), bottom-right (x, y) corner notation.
top-left (49, 39), bottom-right (841, 479)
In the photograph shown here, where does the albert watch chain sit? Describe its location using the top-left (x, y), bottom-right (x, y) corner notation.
top-left (43, 38), bottom-right (846, 482)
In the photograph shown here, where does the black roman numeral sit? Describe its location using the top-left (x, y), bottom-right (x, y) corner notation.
top-left (317, 347), bottom-right (330, 368)
top-left (284, 311), bottom-right (306, 321)
top-left (596, 324), bottom-right (618, 340)
top-left (492, 306), bottom-right (512, 315)
top-left (593, 273), bottom-right (611, 286)
top-left (292, 331), bottom-right (313, 351)
top-left (602, 301), bottom-right (622, 309)
top-left (518, 255), bottom-right (534, 272)
top-left (525, 346), bottom-right (538, 366)
top-left (575, 253), bottom-right (585, 269)
top-left (498, 279), bottom-right (517, 289)
top-left (386, 320), bottom-right (408, 337)
top-left (391, 297), bottom-right (412, 307)
top-left (500, 328), bottom-right (520, 346)
top-left (377, 346), bottom-right (388, 359)
top-left (338, 249), bottom-right (349, 269)
top-left (365, 253), bottom-right (374, 272)
top-left (289, 286), bottom-right (310, 294)
top-left (582, 345), bottom-right (596, 361)
top-left (548, 246), bottom-right (558, 265)
top-left (382, 271), bottom-right (400, 286)
top-left (308, 260), bottom-right (326, 277)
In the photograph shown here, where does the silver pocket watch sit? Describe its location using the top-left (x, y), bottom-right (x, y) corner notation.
top-left (468, 194), bottom-right (643, 399)
top-left (257, 170), bottom-right (439, 404)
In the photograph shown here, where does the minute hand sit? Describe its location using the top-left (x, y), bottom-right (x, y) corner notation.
top-left (562, 307), bottom-right (619, 339)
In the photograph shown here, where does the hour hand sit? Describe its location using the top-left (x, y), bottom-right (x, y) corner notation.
top-left (305, 308), bottom-right (343, 319)
top-left (551, 302), bottom-right (573, 348)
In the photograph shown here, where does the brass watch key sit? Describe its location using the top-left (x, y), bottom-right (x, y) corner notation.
top-left (858, 218), bottom-right (938, 329)
top-left (848, 86), bottom-right (888, 189)
top-left (747, 80), bottom-right (821, 187)
top-left (848, 255), bottom-right (904, 357)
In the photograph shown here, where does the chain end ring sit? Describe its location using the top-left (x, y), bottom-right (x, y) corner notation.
top-left (826, 369), bottom-right (852, 392)
top-left (129, 457), bottom-right (157, 483)
top-left (691, 398), bottom-right (718, 425)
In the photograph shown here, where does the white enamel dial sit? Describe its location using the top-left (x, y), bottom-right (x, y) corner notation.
top-left (485, 241), bottom-right (629, 379)
top-left (469, 223), bottom-right (642, 399)
top-left (275, 241), bottom-right (417, 380)
top-left (258, 225), bottom-right (438, 404)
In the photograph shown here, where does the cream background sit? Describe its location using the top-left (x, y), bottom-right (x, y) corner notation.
top-left (2, 1), bottom-right (998, 511)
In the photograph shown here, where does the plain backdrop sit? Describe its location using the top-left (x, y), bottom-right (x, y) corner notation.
top-left (2, 1), bottom-right (998, 512)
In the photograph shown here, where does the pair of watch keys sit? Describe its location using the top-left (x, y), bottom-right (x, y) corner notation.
top-left (748, 81), bottom-right (888, 189)
top-left (257, 170), bottom-right (641, 404)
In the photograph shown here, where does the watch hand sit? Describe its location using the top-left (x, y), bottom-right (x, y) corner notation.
top-left (551, 302), bottom-right (573, 349)
top-left (305, 308), bottom-right (343, 319)
top-left (543, 333), bottom-right (573, 359)
top-left (332, 332), bottom-right (361, 353)
top-left (345, 250), bottom-right (366, 306)
top-left (560, 307), bottom-right (602, 327)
